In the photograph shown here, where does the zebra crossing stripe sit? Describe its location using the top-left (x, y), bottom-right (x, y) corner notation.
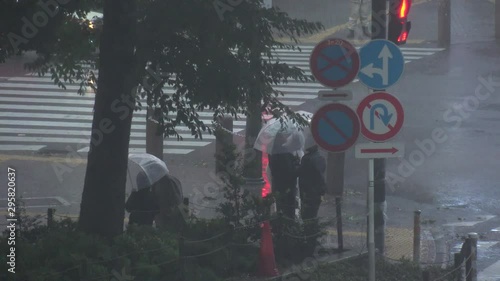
top-left (0, 46), bottom-right (445, 154)
top-left (0, 77), bottom-right (328, 90)
top-left (0, 119), bottom-right (245, 133)
top-left (444, 215), bottom-right (496, 227)
top-left (0, 128), bottom-right (218, 140)
top-left (0, 136), bottom-right (212, 147)
top-left (0, 93), bottom-right (315, 104)
top-left (0, 145), bottom-right (45, 151)
top-left (77, 147), bottom-right (195, 154)
top-left (0, 104), bottom-right (244, 120)
top-left (0, 112), bottom-right (247, 126)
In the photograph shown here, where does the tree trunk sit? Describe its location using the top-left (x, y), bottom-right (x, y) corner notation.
top-left (243, 24), bottom-right (263, 182)
top-left (146, 107), bottom-right (163, 160)
top-left (243, 98), bottom-right (262, 179)
top-left (78, 0), bottom-right (137, 239)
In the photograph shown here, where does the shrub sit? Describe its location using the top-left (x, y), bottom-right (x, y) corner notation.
top-left (0, 219), bottom-right (186, 281)
top-left (271, 215), bottom-right (329, 265)
top-left (307, 255), bottom-right (458, 281)
top-left (181, 217), bottom-right (260, 278)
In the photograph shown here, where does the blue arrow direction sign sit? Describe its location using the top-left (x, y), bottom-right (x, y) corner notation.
top-left (358, 39), bottom-right (404, 90)
top-left (369, 103), bottom-right (392, 129)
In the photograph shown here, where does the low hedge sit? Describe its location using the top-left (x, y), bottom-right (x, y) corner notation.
top-left (285, 255), bottom-right (458, 281)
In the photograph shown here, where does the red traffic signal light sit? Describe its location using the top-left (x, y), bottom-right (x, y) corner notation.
top-left (388, 0), bottom-right (412, 45)
top-left (398, 0), bottom-right (411, 18)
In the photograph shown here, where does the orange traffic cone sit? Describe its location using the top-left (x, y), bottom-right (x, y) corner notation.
top-left (257, 220), bottom-right (279, 277)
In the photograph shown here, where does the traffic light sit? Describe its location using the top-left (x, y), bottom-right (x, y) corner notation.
top-left (388, 0), bottom-right (412, 45)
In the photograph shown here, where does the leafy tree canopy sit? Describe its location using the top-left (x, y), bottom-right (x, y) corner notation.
top-left (0, 0), bottom-right (323, 138)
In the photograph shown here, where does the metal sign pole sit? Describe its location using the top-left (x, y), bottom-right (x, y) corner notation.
top-left (368, 158), bottom-right (376, 281)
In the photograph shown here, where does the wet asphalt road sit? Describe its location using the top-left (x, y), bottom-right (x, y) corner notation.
top-left (1, 0), bottom-right (500, 276)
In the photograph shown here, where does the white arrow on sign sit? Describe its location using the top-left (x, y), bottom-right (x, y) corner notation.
top-left (360, 45), bottom-right (393, 86)
top-left (318, 90), bottom-right (352, 101)
top-left (355, 142), bottom-right (404, 158)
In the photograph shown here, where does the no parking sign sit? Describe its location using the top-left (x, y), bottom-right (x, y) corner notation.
top-left (309, 38), bottom-right (360, 89)
top-left (310, 103), bottom-right (360, 152)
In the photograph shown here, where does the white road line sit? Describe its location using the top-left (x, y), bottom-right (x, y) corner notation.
top-left (0, 120), bottom-right (245, 132)
top-left (0, 89), bottom-right (96, 97)
top-left (0, 96), bottom-right (96, 105)
top-left (78, 147), bottom-right (194, 154)
top-left (2, 76), bottom-right (324, 88)
top-left (273, 88), bottom-right (324, 94)
top-left (398, 47), bottom-right (446, 51)
top-left (0, 114), bottom-right (245, 127)
top-left (0, 136), bottom-right (212, 147)
top-left (445, 221), bottom-right (487, 227)
top-left (444, 215), bottom-right (496, 227)
top-left (0, 145), bottom-right (194, 155)
top-left (281, 100), bottom-right (303, 106)
top-left (0, 82), bottom-right (93, 91)
top-left (0, 104), bottom-right (101, 113)
top-left (269, 46), bottom-right (444, 52)
top-left (0, 112), bottom-right (247, 125)
top-left (266, 55), bottom-right (424, 61)
top-left (267, 52), bottom-right (426, 60)
top-left (0, 104), bottom-right (246, 119)
top-left (0, 128), bottom-right (218, 140)
top-left (0, 85), bottom-right (324, 96)
top-left (272, 93), bottom-right (318, 98)
top-left (0, 145), bottom-right (45, 151)
top-left (0, 83), bottom-right (179, 94)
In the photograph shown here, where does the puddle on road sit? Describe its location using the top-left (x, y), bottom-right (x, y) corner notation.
top-left (440, 198), bottom-right (470, 209)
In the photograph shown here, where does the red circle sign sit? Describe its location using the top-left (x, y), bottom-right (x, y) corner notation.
top-left (309, 38), bottom-right (360, 88)
top-left (356, 92), bottom-right (404, 142)
top-left (311, 103), bottom-right (360, 152)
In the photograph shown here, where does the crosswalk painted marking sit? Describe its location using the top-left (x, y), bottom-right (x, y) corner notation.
top-left (0, 112), bottom-right (247, 126)
top-left (0, 127), bottom-right (217, 140)
top-left (0, 120), bottom-right (244, 134)
top-left (0, 46), bottom-right (444, 154)
top-left (444, 215), bottom-right (496, 227)
top-left (0, 136), bottom-right (212, 147)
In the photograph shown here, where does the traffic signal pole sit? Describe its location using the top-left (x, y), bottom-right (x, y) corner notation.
top-left (372, 0), bottom-right (387, 258)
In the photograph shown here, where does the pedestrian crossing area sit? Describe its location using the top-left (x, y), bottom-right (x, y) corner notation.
top-left (0, 45), bottom-right (445, 154)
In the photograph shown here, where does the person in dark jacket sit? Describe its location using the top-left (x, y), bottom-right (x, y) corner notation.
top-left (268, 134), bottom-right (300, 220)
top-left (298, 144), bottom-right (326, 220)
top-left (125, 171), bottom-right (160, 226)
top-left (153, 174), bottom-right (186, 233)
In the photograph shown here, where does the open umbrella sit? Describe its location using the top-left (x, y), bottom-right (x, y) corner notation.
top-left (254, 118), bottom-right (305, 154)
top-left (127, 153), bottom-right (169, 191)
top-left (295, 110), bottom-right (317, 150)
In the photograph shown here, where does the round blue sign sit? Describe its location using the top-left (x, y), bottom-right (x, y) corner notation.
top-left (311, 103), bottom-right (360, 152)
top-left (358, 39), bottom-right (405, 90)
